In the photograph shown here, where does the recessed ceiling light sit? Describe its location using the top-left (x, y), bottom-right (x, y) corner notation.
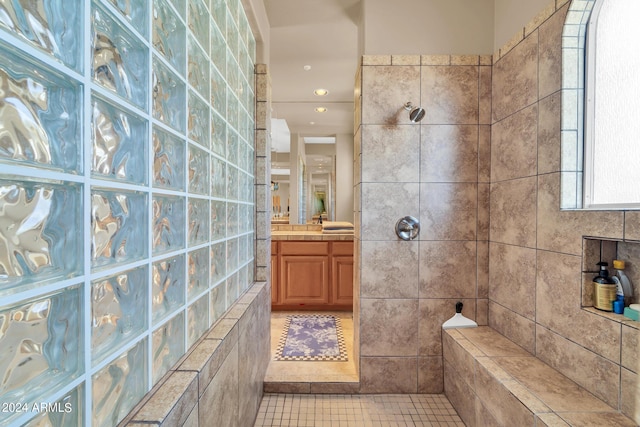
top-left (303, 65), bottom-right (311, 71)
top-left (314, 88), bottom-right (329, 96)
top-left (315, 107), bottom-right (327, 113)
top-left (310, 121), bottom-right (315, 125)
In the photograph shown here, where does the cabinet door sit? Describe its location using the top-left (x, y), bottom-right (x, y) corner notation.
top-left (280, 255), bottom-right (330, 305)
top-left (271, 254), bottom-right (278, 304)
top-left (332, 255), bottom-right (353, 306)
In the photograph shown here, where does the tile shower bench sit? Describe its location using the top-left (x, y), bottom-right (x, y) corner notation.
top-left (443, 326), bottom-right (636, 427)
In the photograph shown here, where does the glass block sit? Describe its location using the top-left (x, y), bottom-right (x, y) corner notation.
top-left (188, 37), bottom-right (210, 99)
top-left (152, 312), bottom-right (184, 384)
top-left (153, 126), bottom-right (186, 191)
top-left (187, 294), bottom-right (208, 347)
top-left (227, 237), bottom-right (238, 272)
top-left (0, 45), bottom-right (81, 172)
top-left (210, 200), bottom-right (226, 240)
top-left (227, 164), bottom-right (238, 200)
top-left (227, 202), bottom-right (238, 236)
top-left (188, 0), bottom-right (209, 51)
top-left (188, 91), bottom-right (209, 147)
top-left (188, 247), bottom-right (209, 298)
top-left (227, 56), bottom-right (239, 99)
top-left (211, 66), bottom-right (227, 116)
top-left (228, 130), bottom-right (238, 166)
top-left (168, 0), bottom-right (186, 18)
top-left (0, 1), bottom-right (82, 70)
top-left (107, 0), bottom-right (148, 38)
top-left (239, 171), bottom-right (250, 203)
top-left (226, 273), bottom-right (239, 306)
top-left (0, 180), bottom-right (82, 295)
top-left (188, 144), bottom-right (209, 195)
top-left (152, 194), bottom-right (186, 254)
top-left (238, 10), bottom-right (249, 46)
top-left (91, 266), bottom-right (148, 364)
top-left (210, 241), bottom-right (226, 285)
top-left (211, 111), bottom-right (227, 157)
top-left (211, 156), bottom-right (226, 197)
top-left (153, 0), bottom-right (186, 75)
top-left (152, 58), bottom-right (186, 133)
top-left (226, 12), bottom-right (239, 61)
top-left (92, 2), bottom-right (148, 109)
top-left (188, 198), bottom-right (209, 245)
top-left (228, 0), bottom-right (239, 24)
top-left (91, 190), bottom-right (147, 269)
top-left (210, 282), bottom-right (226, 324)
top-left (22, 383), bottom-right (83, 427)
top-left (227, 90), bottom-right (239, 131)
top-left (211, 22), bottom-right (226, 78)
top-left (211, 0), bottom-right (226, 36)
top-left (91, 96), bottom-right (147, 184)
top-left (152, 255), bottom-right (185, 324)
top-left (92, 339), bottom-right (146, 427)
top-left (0, 286), bottom-right (82, 426)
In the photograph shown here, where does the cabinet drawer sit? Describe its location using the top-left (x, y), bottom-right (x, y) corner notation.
top-left (332, 241), bottom-right (353, 256)
top-left (271, 241), bottom-right (278, 254)
top-left (280, 241), bottom-right (329, 255)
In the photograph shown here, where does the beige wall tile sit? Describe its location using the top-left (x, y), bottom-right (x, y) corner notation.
top-left (361, 124), bottom-right (420, 182)
top-left (535, 413), bottom-right (570, 427)
top-left (392, 55), bottom-right (420, 65)
top-left (477, 241), bottom-right (489, 298)
top-left (131, 371), bottom-right (198, 426)
top-left (536, 326), bottom-right (620, 408)
top-left (199, 343), bottom-right (239, 427)
top-left (419, 241), bottom-right (477, 299)
top-left (361, 182), bottom-right (420, 241)
top-left (491, 104), bottom-right (538, 182)
top-left (422, 66), bottom-right (479, 125)
top-left (536, 250), bottom-right (621, 363)
top-left (360, 240), bottom-right (419, 298)
top-left (537, 173), bottom-right (624, 256)
top-left (492, 33), bottom-right (538, 122)
top-left (479, 67), bottom-right (492, 125)
top-left (360, 299), bottom-right (419, 356)
top-left (442, 330), bottom-right (477, 390)
top-left (418, 356), bottom-right (444, 393)
top-left (624, 212), bottom-right (640, 241)
top-left (475, 398), bottom-right (501, 426)
top-left (475, 363), bottom-right (536, 426)
top-left (488, 301), bottom-right (536, 354)
top-left (621, 325), bottom-right (640, 373)
top-left (420, 298), bottom-right (477, 356)
top-left (360, 357), bottom-right (418, 393)
top-left (489, 243), bottom-right (536, 320)
top-left (478, 184), bottom-right (490, 241)
top-left (538, 92), bottom-right (561, 174)
top-left (621, 368), bottom-right (640, 424)
top-left (460, 327), bottom-right (531, 358)
top-left (421, 125), bottom-right (478, 183)
top-left (422, 55), bottom-right (450, 66)
top-left (362, 55), bottom-right (391, 66)
top-left (420, 183), bottom-right (477, 241)
top-left (362, 65), bottom-right (420, 124)
top-left (476, 299), bottom-right (489, 325)
top-left (478, 125), bottom-right (491, 183)
top-left (444, 362), bottom-right (477, 427)
top-left (538, 3), bottom-right (568, 98)
top-left (490, 177), bottom-right (537, 248)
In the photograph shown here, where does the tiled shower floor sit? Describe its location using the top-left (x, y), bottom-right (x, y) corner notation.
top-left (253, 393), bottom-right (464, 427)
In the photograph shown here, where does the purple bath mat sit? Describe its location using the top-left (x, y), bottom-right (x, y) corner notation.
top-left (275, 315), bottom-right (348, 361)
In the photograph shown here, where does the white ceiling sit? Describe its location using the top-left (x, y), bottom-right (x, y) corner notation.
top-left (264, 0), bottom-right (360, 152)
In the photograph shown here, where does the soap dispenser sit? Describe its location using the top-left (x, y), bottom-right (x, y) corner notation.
top-left (593, 261), bottom-right (616, 311)
top-left (612, 260), bottom-right (634, 306)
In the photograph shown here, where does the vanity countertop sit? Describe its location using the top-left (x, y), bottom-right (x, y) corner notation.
top-left (271, 222), bottom-right (354, 241)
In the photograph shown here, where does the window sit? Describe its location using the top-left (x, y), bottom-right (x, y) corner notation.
top-left (561, 0), bottom-right (640, 209)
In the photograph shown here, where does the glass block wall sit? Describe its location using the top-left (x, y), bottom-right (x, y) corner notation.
top-left (0, 0), bottom-right (256, 426)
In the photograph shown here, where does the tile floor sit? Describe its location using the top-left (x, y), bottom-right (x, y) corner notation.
top-left (265, 311), bottom-right (358, 384)
top-left (253, 393), bottom-right (465, 427)
top-left (259, 312), bottom-right (464, 426)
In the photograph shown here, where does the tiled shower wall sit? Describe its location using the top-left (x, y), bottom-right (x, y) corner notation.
top-left (0, 1), bottom-right (256, 426)
top-left (354, 54), bottom-right (492, 393)
top-left (489, 0), bottom-right (639, 419)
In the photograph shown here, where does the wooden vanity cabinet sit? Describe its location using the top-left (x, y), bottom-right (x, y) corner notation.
top-left (271, 240), bottom-right (353, 310)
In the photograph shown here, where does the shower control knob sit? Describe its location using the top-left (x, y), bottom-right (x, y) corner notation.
top-left (395, 216), bottom-right (420, 240)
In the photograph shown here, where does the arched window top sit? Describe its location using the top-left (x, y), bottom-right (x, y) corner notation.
top-left (561, 0), bottom-right (640, 209)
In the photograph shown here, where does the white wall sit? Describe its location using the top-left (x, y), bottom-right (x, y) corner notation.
top-left (362, 0), bottom-right (495, 54)
top-left (493, 0), bottom-right (552, 50)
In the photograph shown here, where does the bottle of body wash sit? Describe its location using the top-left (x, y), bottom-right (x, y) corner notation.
top-left (612, 260), bottom-right (634, 306)
top-left (593, 262), bottom-right (616, 311)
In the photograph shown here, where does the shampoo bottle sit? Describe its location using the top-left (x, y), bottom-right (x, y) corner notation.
top-left (593, 261), bottom-right (616, 311)
top-left (612, 260), bottom-right (634, 306)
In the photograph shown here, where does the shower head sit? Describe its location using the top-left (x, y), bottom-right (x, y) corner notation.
top-left (404, 102), bottom-right (426, 123)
